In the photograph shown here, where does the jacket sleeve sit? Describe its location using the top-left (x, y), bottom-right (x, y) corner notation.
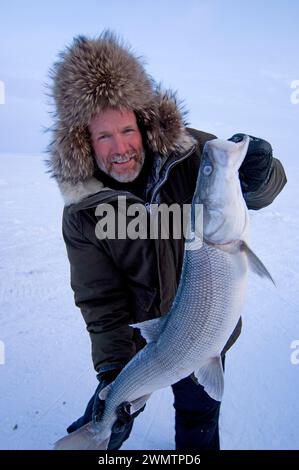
top-left (243, 158), bottom-right (287, 210)
top-left (62, 205), bottom-right (159, 373)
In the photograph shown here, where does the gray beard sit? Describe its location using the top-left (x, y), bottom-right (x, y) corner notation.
top-left (97, 150), bottom-right (145, 183)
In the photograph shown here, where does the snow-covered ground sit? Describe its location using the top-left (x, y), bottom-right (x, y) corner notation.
top-left (0, 153), bottom-right (298, 450)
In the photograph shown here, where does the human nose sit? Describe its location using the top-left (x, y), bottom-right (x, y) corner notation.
top-left (111, 135), bottom-right (127, 155)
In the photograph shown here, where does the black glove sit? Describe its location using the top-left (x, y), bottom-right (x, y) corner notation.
top-left (92, 368), bottom-right (121, 424)
top-left (229, 133), bottom-right (273, 193)
top-left (93, 368), bottom-right (145, 434)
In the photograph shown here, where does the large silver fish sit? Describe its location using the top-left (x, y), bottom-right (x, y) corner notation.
top-left (54, 135), bottom-right (273, 450)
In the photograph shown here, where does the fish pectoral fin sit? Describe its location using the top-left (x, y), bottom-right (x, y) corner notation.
top-left (240, 241), bottom-right (275, 285)
top-left (130, 316), bottom-right (168, 343)
top-left (99, 383), bottom-right (113, 400)
top-left (193, 357), bottom-right (224, 402)
top-left (129, 393), bottom-right (151, 414)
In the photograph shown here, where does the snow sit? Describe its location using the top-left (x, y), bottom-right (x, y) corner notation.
top-left (0, 153), bottom-right (298, 450)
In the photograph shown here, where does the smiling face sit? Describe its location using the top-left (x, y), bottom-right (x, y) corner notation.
top-left (88, 108), bottom-right (145, 183)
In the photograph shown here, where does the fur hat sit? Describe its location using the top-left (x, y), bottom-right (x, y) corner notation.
top-left (47, 31), bottom-right (195, 189)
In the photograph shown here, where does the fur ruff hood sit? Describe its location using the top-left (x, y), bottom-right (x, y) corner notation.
top-left (46, 31), bottom-right (196, 205)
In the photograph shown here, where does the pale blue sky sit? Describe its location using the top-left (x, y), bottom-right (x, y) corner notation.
top-left (0, 0), bottom-right (298, 161)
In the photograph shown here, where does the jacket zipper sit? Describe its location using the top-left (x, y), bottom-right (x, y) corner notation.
top-left (149, 144), bottom-right (196, 205)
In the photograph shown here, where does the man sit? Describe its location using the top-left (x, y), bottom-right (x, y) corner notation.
top-left (48, 31), bottom-right (286, 450)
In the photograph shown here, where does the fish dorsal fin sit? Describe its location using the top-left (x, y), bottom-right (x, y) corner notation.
top-left (240, 241), bottom-right (276, 285)
top-left (130, 315), bottom-right (168, 343)
top-left (193, 356), bottom-right (224, 402)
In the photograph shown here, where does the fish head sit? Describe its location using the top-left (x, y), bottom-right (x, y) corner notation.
top-left (193, 135), bottom-right (250, 244)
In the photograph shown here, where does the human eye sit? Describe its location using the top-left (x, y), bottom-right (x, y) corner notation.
top-left (123, 128), bottom-right (134, 134)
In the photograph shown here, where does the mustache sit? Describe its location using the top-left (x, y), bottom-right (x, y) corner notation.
top-left (110, 153), bottom-right (138, 164)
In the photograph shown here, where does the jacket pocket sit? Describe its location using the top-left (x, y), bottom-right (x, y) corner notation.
top-left (128, 283), bottom-right (159, 323)
top-left (134, 284), bottom-right (158, 312)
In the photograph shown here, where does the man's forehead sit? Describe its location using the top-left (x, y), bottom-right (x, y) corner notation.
top-left (89, 107), bottom-right (137, 131)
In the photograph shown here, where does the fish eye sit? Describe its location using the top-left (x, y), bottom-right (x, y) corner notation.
top-left (203, 165), bottom-right (213, 176)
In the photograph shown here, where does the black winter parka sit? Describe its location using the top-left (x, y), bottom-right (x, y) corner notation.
top-left (62, 128), bottom-right (286, 372)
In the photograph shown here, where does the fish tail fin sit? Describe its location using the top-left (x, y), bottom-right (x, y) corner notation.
top-left (193, 356), bottom-right (224, 402)
top-left (53, 422), bottom-right (110, 450)
top-left (240, 241), bottom-right (276, 285)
